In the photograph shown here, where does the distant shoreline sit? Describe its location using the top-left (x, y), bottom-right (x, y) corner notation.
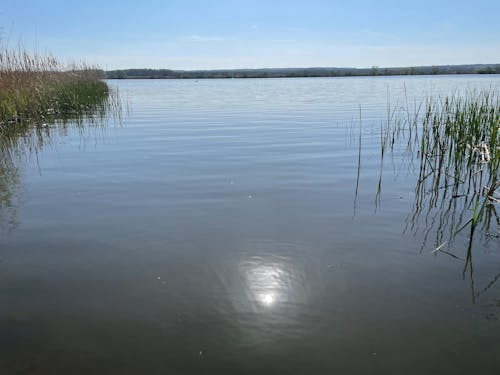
top-left (106, 64), bottom-right (500, 79)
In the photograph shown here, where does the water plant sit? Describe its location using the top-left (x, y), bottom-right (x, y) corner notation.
top-left (374, 89), bottom-right (499, 299)
top-left (381, 90), bottom-right (499, 254)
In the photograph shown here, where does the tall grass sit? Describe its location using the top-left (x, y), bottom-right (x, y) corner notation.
top-left (0, 46), bottom-right (109, 134)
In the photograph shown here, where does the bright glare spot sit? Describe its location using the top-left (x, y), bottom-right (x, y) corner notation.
top-left (261, 293), bottom-right (275, 306)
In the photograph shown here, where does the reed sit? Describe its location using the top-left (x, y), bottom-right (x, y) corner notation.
top-left (0, 45), bottom-right (109, 134)
top-left (382, 89), bottom-right (499, 256)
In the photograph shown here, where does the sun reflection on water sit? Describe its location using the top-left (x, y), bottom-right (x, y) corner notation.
top-left (243, 260), bottom-right (289, 308)
top-left (260, 293), bottom-right (275, 306)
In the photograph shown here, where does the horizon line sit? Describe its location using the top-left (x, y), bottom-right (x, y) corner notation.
top-left (106, 62), bottom-right (500, 72)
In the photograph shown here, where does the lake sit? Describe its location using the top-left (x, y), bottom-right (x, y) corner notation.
top-left (1, 75), bottom-right (499, 374)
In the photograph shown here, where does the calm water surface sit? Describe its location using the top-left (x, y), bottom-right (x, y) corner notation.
top-left (1, 76), bottom-right (499, 374)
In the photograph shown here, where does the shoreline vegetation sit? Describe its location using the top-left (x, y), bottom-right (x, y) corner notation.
top-left (0, 47), bottom-right (116, 228)
top-left (106, 63), bottom-right (500, 79)
top-left (0, 47), bottom-right (110, 135)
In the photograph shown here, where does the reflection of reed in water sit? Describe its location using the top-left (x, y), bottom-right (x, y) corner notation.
top-left (376, 90), bottom-right (499, 300)
top-left (0, 89), bottom-right (123, 230)
top-left (0, 145), bottom-right (21, 230)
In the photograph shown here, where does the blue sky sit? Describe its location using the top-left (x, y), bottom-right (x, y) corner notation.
top-left (1, 0), bottom-right (499, 70)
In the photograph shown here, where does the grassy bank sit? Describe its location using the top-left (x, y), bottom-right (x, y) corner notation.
top-left (0, 47), bottom-right (109, 133)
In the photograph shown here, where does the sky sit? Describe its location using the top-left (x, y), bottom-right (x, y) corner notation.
top-left (1, 0), bottom-right (499, 70)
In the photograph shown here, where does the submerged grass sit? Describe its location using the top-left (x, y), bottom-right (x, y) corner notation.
top-left (0, 46), bottom-right (110, 134)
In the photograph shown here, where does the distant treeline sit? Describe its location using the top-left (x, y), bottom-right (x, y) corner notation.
top-left (106, 64), bottom-right (500, 79)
